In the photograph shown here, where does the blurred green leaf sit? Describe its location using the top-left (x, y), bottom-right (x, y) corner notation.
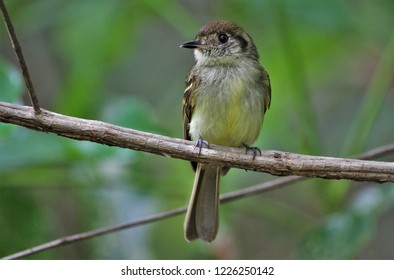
top-left (0, 59), bottom-right (23, 103)
top-left (0, 129), bottom-right (65, 170)
top-left (342, 32), bottom-right (394, 156)
top-left (101, 95), bottom-right (161, 133)
top-left (54, 1), bottom-right (150, 117)
top-left (270, 1), bottom-right (321, 154)
top-left (0, 60), bottom-right (23, 137)
top-left (142, 0), bottom-right (200, 37)
top-left (0, 187), bottom-right (54, 259)
top-left (299, 184), bottom-right (394, 259)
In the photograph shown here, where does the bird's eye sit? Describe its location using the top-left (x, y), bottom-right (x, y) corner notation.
top-left (218, 34), bottom-right (229, 44)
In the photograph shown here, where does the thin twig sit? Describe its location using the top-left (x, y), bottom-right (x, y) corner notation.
top-left (0, 0), bottom-right (40, 114)
top-left (1, 102), bottom-right (393, 182)
top-left (356, 143), bottom-right (394, 160)
top-left (0, 177), bottom-right (300, 260)
top-left (1, 207), bottom-right (187, 260)
top-left (2, 144), bottom-right (394, 260)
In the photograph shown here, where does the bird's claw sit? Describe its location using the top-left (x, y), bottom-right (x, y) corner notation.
top-left (195, 138), bottom-right (209, 155)
top-left (243, 144), bottom-right (261, 160)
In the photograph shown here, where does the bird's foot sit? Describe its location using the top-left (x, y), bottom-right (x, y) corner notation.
top-left (195, 138), bottom-right (209, 155)
top-left (243, 144), bottom-right (261, 160)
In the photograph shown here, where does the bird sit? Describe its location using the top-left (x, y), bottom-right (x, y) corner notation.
top-left (180, 20), bottom-right (271, 242)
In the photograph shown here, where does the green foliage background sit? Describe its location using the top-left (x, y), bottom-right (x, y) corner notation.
top-left (1, 0), bottom-right (393, 259)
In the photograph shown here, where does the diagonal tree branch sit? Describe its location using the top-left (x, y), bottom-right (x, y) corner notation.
top-left (0, 0), bottom-right (41, 114)
top-left (1, 101), bottom-right (393, 182)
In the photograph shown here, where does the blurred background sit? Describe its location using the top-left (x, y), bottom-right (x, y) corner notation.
top-left (1, 0), bottom-right (394, 259)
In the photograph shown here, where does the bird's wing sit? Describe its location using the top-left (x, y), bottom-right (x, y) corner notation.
top-left (261, 67), bottom-right (272, 112)
top-left (182, 68), bottom-right (200, 141)
top-left (182, 68), bottom-right (201, 171)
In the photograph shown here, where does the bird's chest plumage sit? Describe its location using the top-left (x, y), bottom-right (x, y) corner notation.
top-left (189, 67), bottom-right (265, 147)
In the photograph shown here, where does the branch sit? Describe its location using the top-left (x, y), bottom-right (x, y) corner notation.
top-left (1, 101), bottom-right (393, 182)
top-left (0, 0), bottom-right (41, 114)
top-left (0, 102), bottom-right (394, 182)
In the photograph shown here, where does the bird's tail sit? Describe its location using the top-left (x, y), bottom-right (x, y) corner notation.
top-left (184, 164), bottom-right (220, 242)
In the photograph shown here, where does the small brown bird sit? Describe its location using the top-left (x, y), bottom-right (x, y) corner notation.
top-left (181, 20), bottom-right (271, 242)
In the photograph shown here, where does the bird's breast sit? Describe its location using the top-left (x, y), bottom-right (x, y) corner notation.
top-left (189, 67), bottom-right (265, 147)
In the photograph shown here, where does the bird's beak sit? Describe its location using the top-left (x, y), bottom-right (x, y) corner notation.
top-left (180, 40), bottom-right (206, 49)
